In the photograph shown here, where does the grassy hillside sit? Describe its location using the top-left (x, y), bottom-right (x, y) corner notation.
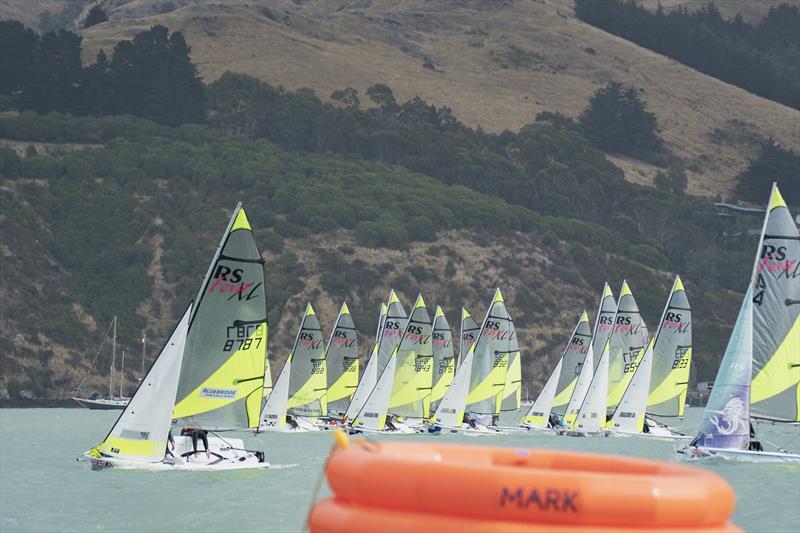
top-left (0, 112), bottom-right (751, 400)
top-left (43, 0), bottom-right (798, 199)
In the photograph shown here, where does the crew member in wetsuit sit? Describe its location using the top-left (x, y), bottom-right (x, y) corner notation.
top-left (182, 428), bottom-right (210, 459)
top-left (748, 422), bottom-right (763, 452)
top-left (548, 414), bottom-right (562, 429)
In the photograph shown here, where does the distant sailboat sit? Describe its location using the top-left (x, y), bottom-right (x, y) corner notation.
top-left (562, 283), bottom-right (615, 429)
top-left (85, 204), bottom-right (269, 470)
top-left (73, 316), bottom-right (129, 410)
top-left (352, 294), bottom-right (432, 433)
top-left (325, 303), bottom-right (359, 417)
top-left (431, 289), bottom-right (517, 434)
top-left (679, 184), bottom-right (800, 462)
top-left (260, 303), bottom-right (326, 432)
top-left (459, 308), bottom-right (480, 368)
top-left (522, 310), bottom-right (590, 429)
top-left (343, 291), bottom-right (405, 424)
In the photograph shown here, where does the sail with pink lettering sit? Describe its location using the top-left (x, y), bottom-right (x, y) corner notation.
top-left (325, 303), bottom-right (359, 415)
top-left (287, 304), bottom-right (327, 417)
top-left (172, 204), bottom-right (268, 430)
top-left (750, 184), bottom-right (800, 422)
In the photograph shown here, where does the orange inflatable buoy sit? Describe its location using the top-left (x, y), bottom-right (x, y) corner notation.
top-left (307, 432), bottom-right (740, 533)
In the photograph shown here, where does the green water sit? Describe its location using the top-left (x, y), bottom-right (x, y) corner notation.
top-left (0, 408), bottom-right (798, 532)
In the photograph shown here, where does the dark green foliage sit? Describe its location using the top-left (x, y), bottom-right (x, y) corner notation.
top-left (0, 147), bottom-right (21, 180)
top-left (735, 139), bottom-right (800, 205)
top-left (574, 0), bottom-right (800, 110)
top-left (579, 82), bottom-right (665, 162)
top-left (0, 21), bottom-right (204, 126)
top-left (84, 5), bottom-right (109, 28)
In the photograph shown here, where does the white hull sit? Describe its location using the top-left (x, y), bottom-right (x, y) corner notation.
top-left (434, 423), bottom-right (508, 435)
top-left (73, 397), bottom-right (128, 410)
top-left (260, 416), bottom-right (322, 433)
top-left (604, 428), bottom-right (692, 442)
top-left (521, 424), bottom-right (559, 434)
top-left (675, 445), bottom-right (800, 464)
top-left (85, 436), bottom-right (270, 471)
top-left (351, 420), bottom-right (419, 435)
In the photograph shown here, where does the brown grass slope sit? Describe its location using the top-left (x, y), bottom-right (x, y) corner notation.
top-left (49, 0), bottom-right (800, 199)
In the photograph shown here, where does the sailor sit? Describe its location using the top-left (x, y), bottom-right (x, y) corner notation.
top-left (286, 414), bottom-right (299, 430)
top-left (182, 427), bottom-right (211, 459)
top-left (548, 414), bottom-right (563, 429)
top-left (748, 423), bottom-right (763, 452)
top-left (386, 415), bottom-right (398, 431)
top-left (165, 429), bottom-right (176, 458)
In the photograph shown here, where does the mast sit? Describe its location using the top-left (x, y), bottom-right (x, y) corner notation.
top-left (109, 316), bottom-right (117, 399)
top-left (120, 350), bottom-right (125, 398)
top-left (141, 333), bottom-right (147, 382)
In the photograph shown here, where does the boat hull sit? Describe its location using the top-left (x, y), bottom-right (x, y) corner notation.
top-left (73, 397), bottom-right (128, 410)
top-left (675, 445), bottom-right (800, 464)
top-left (84, 436), bottom-right (269, 471)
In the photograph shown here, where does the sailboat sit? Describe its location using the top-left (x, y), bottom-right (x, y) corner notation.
top-left (342, 291), bottom-right (405, 425)
top-left (430, 306), bottom-right (456, 411)
top-left (606, 276), bottom-right (693, 439)
top-left (85, 204), bottom-right (269, 470)
top-left (324, 303), bottom-right (359, 417)
top-left (678, 184), bottom-right (800, 462)
top-left (522, 311), bottom-right (591, 430)
top-left (565, 280), bottom-right (648, 436)
top-left (351, 294), bottom-right (433, 434)
top-left (430, 289), bottom-right (517, 434)
top-left (73, 316), bottom-right (129, 409)
top-left (260, 304), bottom-right (326, 432)
top-left (561, 283), bottom-right (616, 430)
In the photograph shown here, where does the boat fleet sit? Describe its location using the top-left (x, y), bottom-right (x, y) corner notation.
top-left (82, 183), bottom-right (799, 470)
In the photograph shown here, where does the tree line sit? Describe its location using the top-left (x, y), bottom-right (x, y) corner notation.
top-left (0, 21), bottom-right (204, 126)
top-left (574, 0), bottom-right (800, 110)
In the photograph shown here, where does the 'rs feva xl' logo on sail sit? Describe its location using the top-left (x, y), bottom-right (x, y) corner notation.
top-left (208, 265), bottom-right (262, 300)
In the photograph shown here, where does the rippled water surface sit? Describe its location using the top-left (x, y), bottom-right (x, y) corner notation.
top-left (1, 408), bottom-right (798, 532)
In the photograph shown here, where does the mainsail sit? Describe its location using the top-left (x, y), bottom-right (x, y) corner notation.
top-left (459, 308), bottom-right (480, 368)
top-left (430, 345), bottom-right (475, 428)
top-left (260, 354), bottom-right (291, 428)
top-left (286, 304), bottom-right (327, 417)
top-left (563, 344), bottom-right (594, 428)
top-left (325, 303), bottom-right (359, 415)
top-left (91, 304), bottom-right (192, 462)
top-left (465, 289), bottom-right (517, 415)
top-left (750, 184), bottom-right (800, 422)
top-left (172, 205), bottom-right (268, 430)
top-left (573, 340), bottom-right (609, 434)
top-left (551, 311), bottom-right (592, 415)
top-left (592, 283), bottom-right (617, 371)
top-left (692, 289), bottom-right (754, 450)
top-left (379, 289), bottom-right (408, 370)
top-left (647, 276), bottom-right (693, 417)
top-left (522, 358), bottom-right (562, 428)
top-left (388, 294), bottom-right (434, 418)
top-left (609, 338), bottom-right (655, 433)
top-left (431, 306), bottom-right (456, 409)
top-left (343, 302), bottom-right (388, 422)
top-left (606, 280), bottom-right (649, 412)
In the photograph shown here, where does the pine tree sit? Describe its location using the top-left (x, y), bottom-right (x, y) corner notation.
top-left (83, 5), bottom-right (108, 29)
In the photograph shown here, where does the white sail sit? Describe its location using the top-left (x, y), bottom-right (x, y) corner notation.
top-left (89, 304), bottom-right (191, 463)
top-left (353, 354), bottom-right (397, 431)
top-left (342, 302), bottom-right (387, 422)
top-left (260, 355), bottom-right (291, 429)
top-left (431, 345), bottom-right (475, 428)
top-left (574, 340), bottom-right (609, 434)
top-left (522, 359), bottom-right (562, 428)
top-left (563, 344), bottom-right (594, 428)
top-left (609, 338), bottom-right (655, 433)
